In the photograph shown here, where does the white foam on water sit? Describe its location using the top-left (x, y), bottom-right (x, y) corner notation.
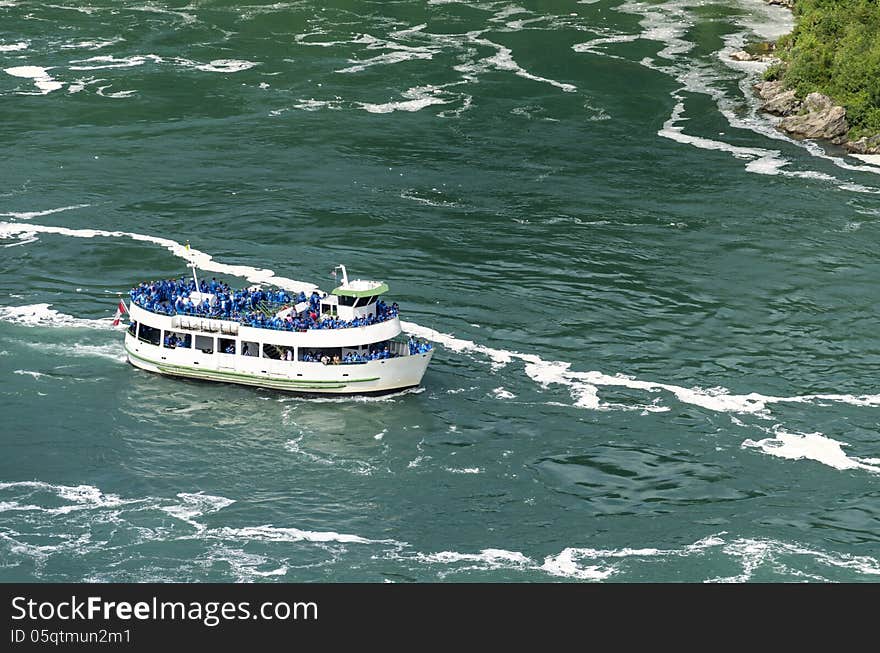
top-left (60, 39), bottom-right (123, 50)
top-left (404, 318), bottom-right (880, 417)
top-left (419, 548), bottom-right (532, 569)
top-left (709, 537), bottom-right (880, 582)
top-left (840, 183), bottom-right (880, 195)
top-left (0, 42), bottom-right (28, 52)
top-left (336, 50), bottom-right (435, 74)
top-left (374, 429), bottom-right (387, 441)
top-left (399, 190), bottom-right (459, 207)
top-left (96, 85), bottom-right (137, 98)
top-left (193, 59), bottom-right (258, 73)
top-left (445, 467), bottom-right (482, 474)
top-left (540, 549), bottom-right (618, 581)
top-left (406, 545), bottom-right (612, 580)
top-left (5, 234), bottom-right (40, 247)
top-left (68, 54), bottom-right (163, 70)
top-left (0, 303), bottom-right (120, 330)
top-left (402, 321), bottom-right (512, 370)
top-left (205, 525), bottom-right (400, 546)
top-left (0, 221), bottom-right (319, 293)
top-left (661, 96), bottom-right (874, 191)
top-left (741, 427), bottom-right (880, 473)
top-left (789, 393), bottom-right (880, 408)
top-left (43, 3), bottom-right (99, 14)
top-left (283, 433), bottom-right (377, 476)
top-left (0, 481), bottom-right (127, 515)
top-left (0, 500), bottom-right (46, 513)
top-left (460, 34), bottom-right (576, 93)
top-left (293, 31), bottom-right (353, 48)
top-left (24, 341), bottom-right (128, 363)
top-left (13, 369), bottom-right (47, 379)
top-left (130, 3), bottom-right (197, 25)
top-left (359, 85), bottom-right (450, 114)
top-left (291, 98), bottom-right (343, 112)
top-left (0, 203), bottom-right (90, 220)
top-left (4, 66), bottom-right (63, 94)
top-left (492, 387), bottom-right (515, 399)
top-left (572, 32), bottom-right (640, 55)
top-left (161, 492), bottom-right (236, 530)
top-left (659, 99), bottom-right (792, 176)
top-left (205, 547), bottom-right (288, 581)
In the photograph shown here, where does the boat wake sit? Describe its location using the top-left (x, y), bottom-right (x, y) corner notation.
top-left (3, 220), bottom-right (880, 460)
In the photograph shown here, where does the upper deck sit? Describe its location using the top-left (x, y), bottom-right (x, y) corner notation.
top-left (129, 273), bottom-right (399, 337)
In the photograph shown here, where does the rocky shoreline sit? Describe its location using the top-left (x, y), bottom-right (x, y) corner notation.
top-left (747, 0), bottom-right (880, 155)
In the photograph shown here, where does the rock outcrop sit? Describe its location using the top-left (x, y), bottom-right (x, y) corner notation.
top-left (845, 135), bottom-right (880, 155)
top-left (754, 82), bottom-right (851, 144)
top-left (730, 49), bottom-right (778, 63)
top-left (754, 80), bottom-right (784, 101)
top-left (778, 93), bottom-right (849, 143)
top-left (762, 88), bottom-right (799, 116)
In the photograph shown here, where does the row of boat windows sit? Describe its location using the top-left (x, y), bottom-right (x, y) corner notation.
top-left (130, 321), bottom-right (403, 362)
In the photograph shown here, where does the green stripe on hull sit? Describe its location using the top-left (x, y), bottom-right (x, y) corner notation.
top-left (125, 346), bottom-right (379, 389)
top-left (159, 367), bottom-right (349, 391)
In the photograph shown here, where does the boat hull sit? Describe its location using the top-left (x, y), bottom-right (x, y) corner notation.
top-left (124, 336), bottom-right (432, 395)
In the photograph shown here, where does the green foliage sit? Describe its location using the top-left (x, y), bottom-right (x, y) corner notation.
top-left (776, 0), bottom-right (880, 137)
top-left (763, 62), bottom-right (785, 81)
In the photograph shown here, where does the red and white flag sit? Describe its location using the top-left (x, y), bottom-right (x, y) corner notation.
top-left (112, 300), bottom-right (128, 326)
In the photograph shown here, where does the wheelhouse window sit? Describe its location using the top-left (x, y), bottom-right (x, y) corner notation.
top-left (354, 295), bottom-right (377, 307)
top-left (337, 295), bottom-right (356, 307)
top-left (127, 321), bottom-right (138, 337)
top-left (138, 324), bottom-right (161, 346)
top-left (194, 335), bottom-right (214, 354)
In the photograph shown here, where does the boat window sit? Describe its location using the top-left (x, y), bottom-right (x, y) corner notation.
top-left (337, 295), bottom-right (356, 307)
top-left (194, 335), bottom-right (214, 354)
top-left (127, 321), bottom-right (138, 337)
top-left (241, 341), bottom-right (258, 357)
top-left (262, 343), bottom-right (283, 360)
top-left (218, 337), bottom-right (236, 355)
top-left (321, 303), bottom-right (338, 316)
top-left (299, 348), bottom-right (343, 364)
top-left (163, 330), bottom-right (190, 349)
top-left (138, 324), bottom-right (161, 346)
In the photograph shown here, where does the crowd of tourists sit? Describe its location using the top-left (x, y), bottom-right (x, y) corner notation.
top-left (129, 277), bottom-right (400, 331)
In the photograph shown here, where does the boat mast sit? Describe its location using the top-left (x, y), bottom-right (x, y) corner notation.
top-left (333, 264), bottom-right (349, 286)
top-left (185, 241), bottom-right (200, 291)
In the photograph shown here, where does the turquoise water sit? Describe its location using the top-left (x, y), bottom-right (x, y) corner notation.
top-left (2, 0), bottom-right (880, 582)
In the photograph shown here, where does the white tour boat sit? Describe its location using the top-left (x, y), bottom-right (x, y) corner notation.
top-left (121, 263), bottom-right (433, 395)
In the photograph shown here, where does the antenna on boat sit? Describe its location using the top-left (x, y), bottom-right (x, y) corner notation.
top-left (332, 264), bottom-right (349, 286)
top-left (185, 240), bottom-right (200, 292)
